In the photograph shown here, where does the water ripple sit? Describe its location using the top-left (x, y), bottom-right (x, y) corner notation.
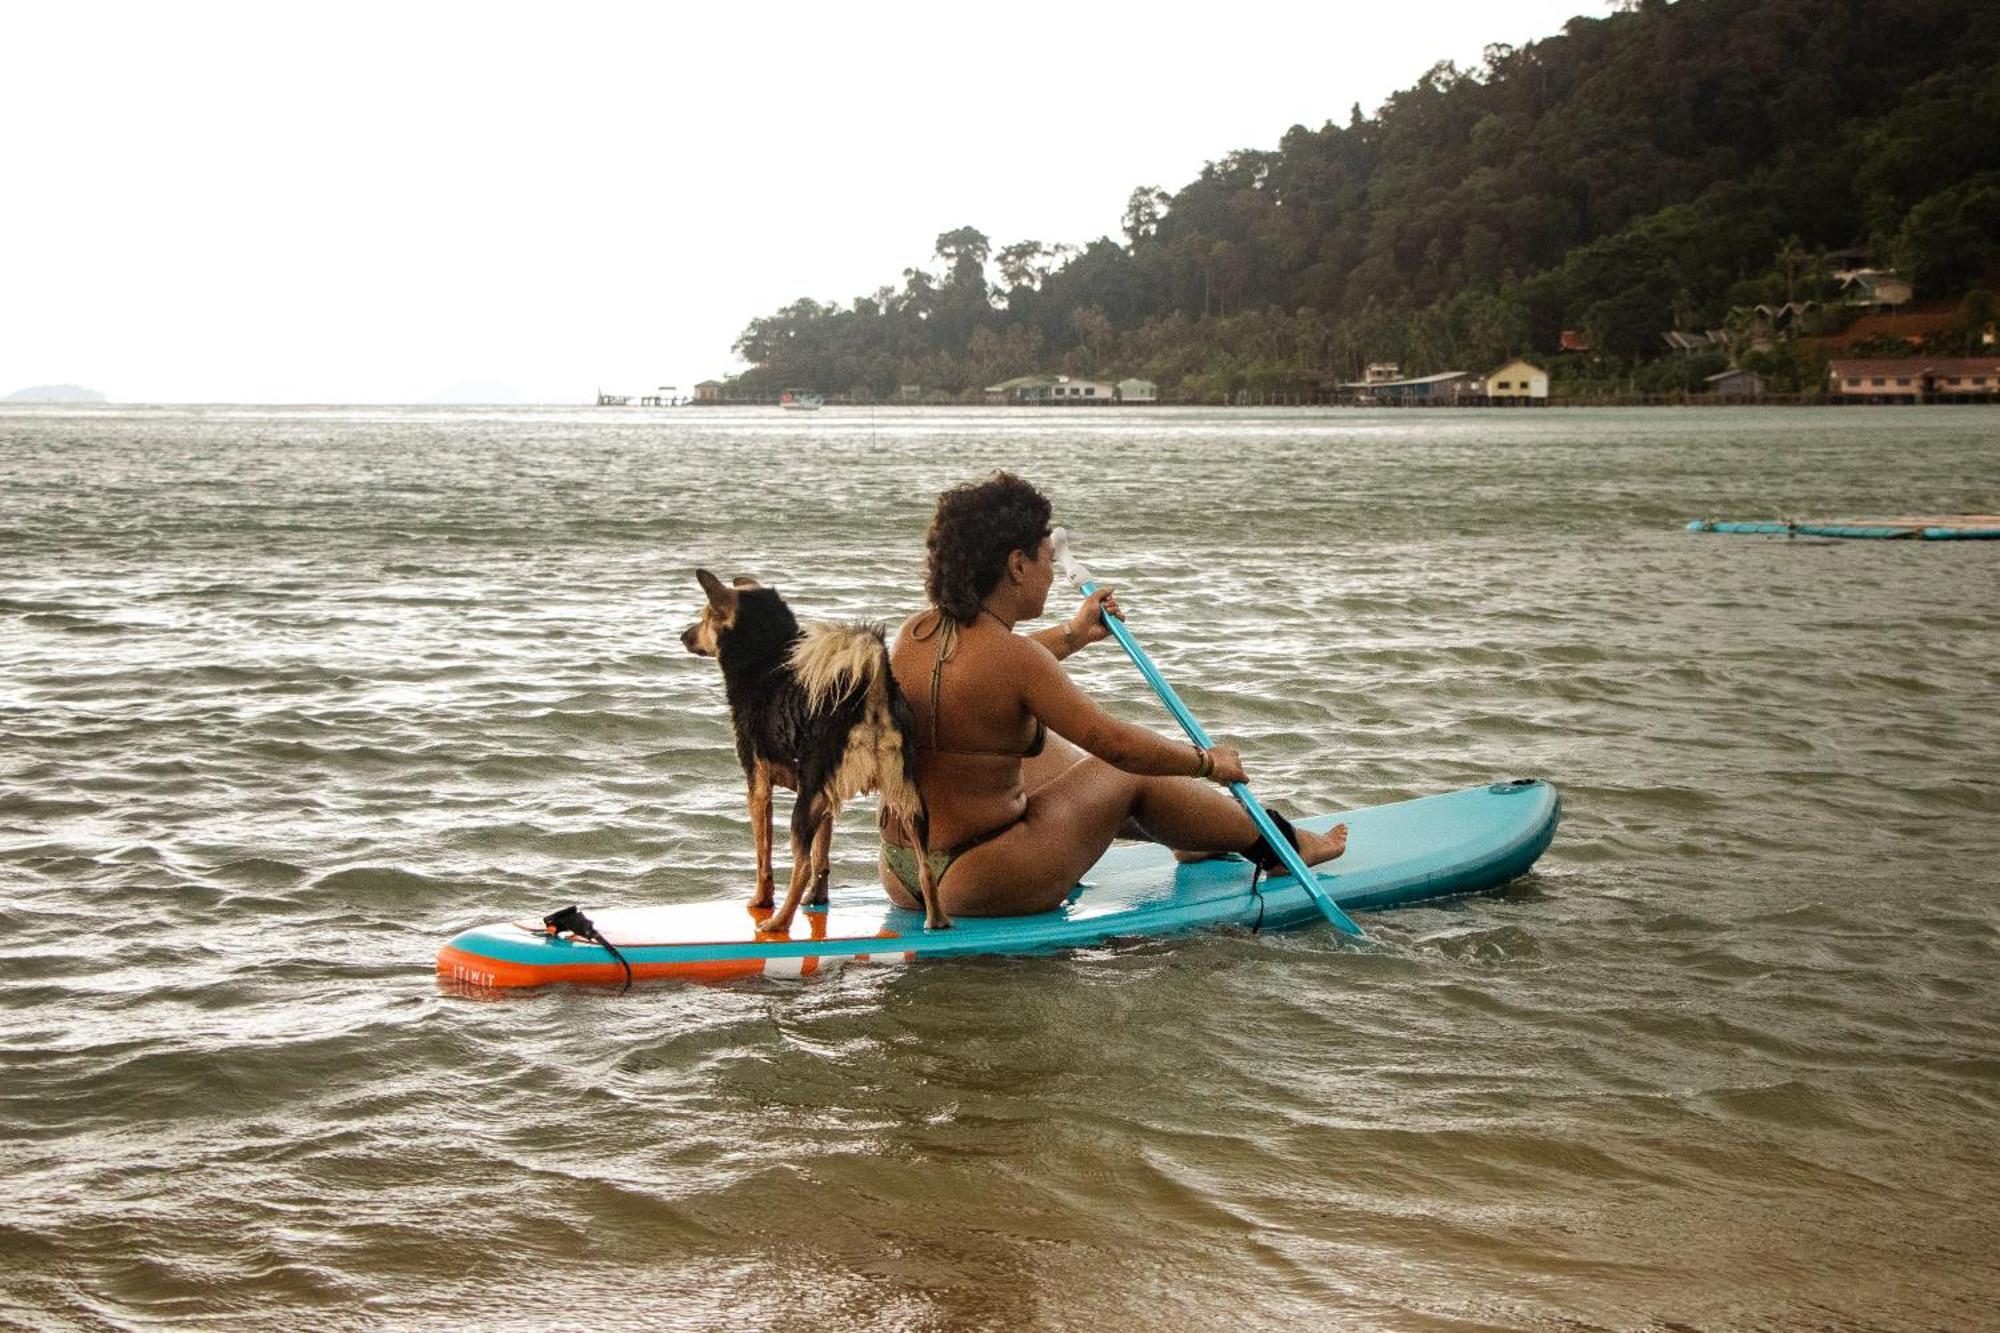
top-left (1, 404), bottom-right (1996, 1329)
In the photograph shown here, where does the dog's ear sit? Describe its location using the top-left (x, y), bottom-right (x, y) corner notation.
top-left (696, 568), bottom-right (736, 612)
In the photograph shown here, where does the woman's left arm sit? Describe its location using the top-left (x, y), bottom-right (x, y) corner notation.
top-left (1028, 587), bottom-right (1121, 661)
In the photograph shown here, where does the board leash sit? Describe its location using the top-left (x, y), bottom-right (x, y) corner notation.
top-left (543, 904), bottom-right (634, 991)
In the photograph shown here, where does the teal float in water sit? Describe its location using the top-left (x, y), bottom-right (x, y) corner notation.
top-left (437, 780), bottom-right (1561, 988)
top-left (1688, 514), bottom-right (2000, 540)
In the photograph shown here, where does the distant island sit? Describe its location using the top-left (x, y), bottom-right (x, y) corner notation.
top-left (722, 0), bottom-right (2000, 405)
top-left (5, 385), bottom-right (107, 402)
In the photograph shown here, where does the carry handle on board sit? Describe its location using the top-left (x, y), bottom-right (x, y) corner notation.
top-left (1050, 529), bottom-right (1364, 939)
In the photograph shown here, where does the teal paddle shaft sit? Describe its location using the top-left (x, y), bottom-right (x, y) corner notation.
top-left (1050, 531), bottom-right (1364, 938)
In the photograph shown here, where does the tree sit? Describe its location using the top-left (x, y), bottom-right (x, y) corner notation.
top-left (899, 267), bottom-right (938, 319)
top-left (1899, 174), bottom-right (2000, 296)
top-left (933, 226), bottom-right (992, 290)
top-left (996, 241), bottom-right (1052, 294)
top-left (723, 0), bottom-right (2000, 400)
top-left (1121, 187), bottom-right (1170, 247)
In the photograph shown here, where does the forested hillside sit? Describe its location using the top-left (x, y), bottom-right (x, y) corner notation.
top-left (727, 0), bottom-right (2000, 400)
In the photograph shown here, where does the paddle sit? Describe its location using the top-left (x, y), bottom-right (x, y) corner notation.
top-left (1049, 529), bottom-right (1364, 939)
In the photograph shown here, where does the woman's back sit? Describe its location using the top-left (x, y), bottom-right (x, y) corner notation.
top-left (891, 610), bottom-right (1040, 846)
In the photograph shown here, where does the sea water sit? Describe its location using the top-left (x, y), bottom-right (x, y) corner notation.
top-left (2, 404), bottom-right (1995, 1329)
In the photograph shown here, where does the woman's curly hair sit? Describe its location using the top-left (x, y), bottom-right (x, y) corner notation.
top-left (926, 472), bottom-right (1053, 625)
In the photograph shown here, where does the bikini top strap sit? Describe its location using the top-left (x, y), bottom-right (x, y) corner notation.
top-left (929, 614), bottom-right (958, 750)
top-left (910, 607), bottom-right (958, 751)
top-left (918, 607), bottom-right (1035, 758)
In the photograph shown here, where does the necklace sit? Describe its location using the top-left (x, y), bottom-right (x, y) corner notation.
top-left (978, 605), bottom-right (1015, 632)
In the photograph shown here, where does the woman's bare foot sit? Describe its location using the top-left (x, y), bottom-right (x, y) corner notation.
top-left (1302, 823), bottom-right (1348, 866)
top-left (1174, 822), bottom-right (1348, 865)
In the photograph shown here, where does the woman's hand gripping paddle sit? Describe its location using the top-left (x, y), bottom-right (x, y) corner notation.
top-left (1050, 529), bottom-right (1365, 939)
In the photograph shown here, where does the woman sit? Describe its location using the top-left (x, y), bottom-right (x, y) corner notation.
top-left (880, 472), bottom-right (1347, 918)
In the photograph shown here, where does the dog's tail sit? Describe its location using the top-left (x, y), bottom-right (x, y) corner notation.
top-left (790, 622), bottom-right (925, 823)
top-left (789, 621), bottom-right (892, 715)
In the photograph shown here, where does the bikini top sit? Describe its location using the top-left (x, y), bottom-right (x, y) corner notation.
top-left (919, 610), bottom-right (1047, 760)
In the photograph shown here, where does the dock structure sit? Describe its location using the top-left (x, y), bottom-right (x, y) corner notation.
top-left (596, 387), bottom-right (689, 407)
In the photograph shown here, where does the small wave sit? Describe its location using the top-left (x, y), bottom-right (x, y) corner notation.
top-left (1699, 1079), bottom-right (1874, 1132)
top-left (444, 821), bottom-right (669, 860)
top-left (242, 739), bottom-right (421, 771)
top-left (0, 596), bottom-right (89, 613)
top-left (523, 708), bottom-right (681, 741)
top-left (0, 792), bottom-right (107, 818)
top-left (310, 865), bottom-right (459, 904)
top-left (22, 612), bottom-right (124, 634)
top-left (1411, 923), bottom-right (1546, 965)
top-left (464, 751), bottom-right (597, 781)
top-left (8, 848), bottom-right (113, 879)
top-left (207, 857), bottom-right (311, 888)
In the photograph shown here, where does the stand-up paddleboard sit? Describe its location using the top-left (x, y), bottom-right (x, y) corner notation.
top-left (437, 780), bottom-right (1560, 989)
top-left (1689, 515), bottom-right (2000, 540)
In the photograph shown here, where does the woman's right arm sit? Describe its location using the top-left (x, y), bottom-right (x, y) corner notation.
top-left (1016, 639), bottom-right (1246, 782)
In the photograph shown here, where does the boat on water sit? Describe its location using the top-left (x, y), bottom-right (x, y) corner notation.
top-left (779, 391), bottom-right (824, 411)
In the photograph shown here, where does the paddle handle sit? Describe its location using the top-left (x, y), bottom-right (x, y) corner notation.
top-left (1072, 575), bottom-right (1364, 938)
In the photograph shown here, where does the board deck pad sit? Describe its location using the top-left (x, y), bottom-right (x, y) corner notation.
top-left (437, 779), bottom-right (1561, 988)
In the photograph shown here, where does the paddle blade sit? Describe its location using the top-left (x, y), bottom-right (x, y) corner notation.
top-left (1050, 526), bottom-right (1095, 592)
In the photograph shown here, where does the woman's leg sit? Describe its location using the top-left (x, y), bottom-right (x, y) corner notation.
top-left (940, 753), bottom-right (1157, 914)
top-left (1026, 732), bottom-right (1326, 859)
top-left (947, 750), bottom-right (1346, 916)
top-left (881, 733), bottom-right (1346, 916)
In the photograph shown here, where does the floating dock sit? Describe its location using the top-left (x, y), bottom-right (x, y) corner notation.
top-left (1688, 515), bottom-right (2000, 540)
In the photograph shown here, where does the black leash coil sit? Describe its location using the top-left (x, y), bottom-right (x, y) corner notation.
top-left (1239, 808), bottom-right (1300, 935)
top-left (543, 904), bottom-right (633, 992)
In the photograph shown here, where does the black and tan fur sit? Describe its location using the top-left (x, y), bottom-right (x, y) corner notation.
top-left (681, 569), bottom-right (947, 934)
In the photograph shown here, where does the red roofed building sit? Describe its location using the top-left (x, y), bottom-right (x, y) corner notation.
top-left (1827, 358), bottom-right (2000, 401)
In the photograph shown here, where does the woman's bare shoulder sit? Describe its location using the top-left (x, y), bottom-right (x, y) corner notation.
top-left (890, 608), bottom-right (937, 643)
top-left (984, 625), bottom-right (1062, 687)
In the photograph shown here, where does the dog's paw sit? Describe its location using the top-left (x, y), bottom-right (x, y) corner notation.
top-left (923, 915), bottom-right (954, 932)
top-left (756, 916), bottom-right (795, 937)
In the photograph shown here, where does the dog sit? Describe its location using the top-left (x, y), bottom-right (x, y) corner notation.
top-left (681, 568), bottom-right (947, 935)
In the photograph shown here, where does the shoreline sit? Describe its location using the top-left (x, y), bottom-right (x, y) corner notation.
top-left (680, 395), bottom-right (1997, 409)
top-left (8, 397), bottom-right (2000, 411)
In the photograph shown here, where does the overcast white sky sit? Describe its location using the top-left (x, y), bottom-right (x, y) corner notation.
top-left (3, 1), bottom-right (1594, 403)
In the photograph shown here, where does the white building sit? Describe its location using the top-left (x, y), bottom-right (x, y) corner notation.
top-left (1485, 359), bottom-right (1549, 401)
top-left (984, 375), bottom-right (1116, 405)
top-left (1834, 269), bottom-right (1913, 308)
top-left (1115, 378), bottom-right (1157, 404)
